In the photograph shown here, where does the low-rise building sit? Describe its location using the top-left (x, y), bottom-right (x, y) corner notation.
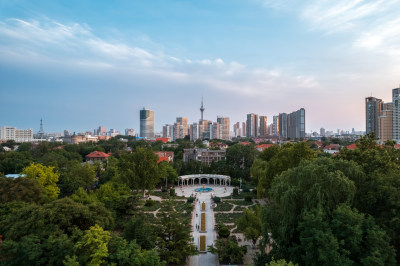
top-left (183, 148), bottom-right (226, 166)
top-left (154, 151), bottom-right (174, 163)
top-left (85, 151), bottom-right (110, 163)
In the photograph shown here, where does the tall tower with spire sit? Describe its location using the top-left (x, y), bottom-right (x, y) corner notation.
top-left (200, 97), bottom-right (205, 122)
top-left (38, 118), bottom-right (45, 139)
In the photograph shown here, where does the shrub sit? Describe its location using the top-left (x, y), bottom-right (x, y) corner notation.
top-left (145, 199), bottom-right (155, 207)
top-left (169, 188), bottom-right (175, 197)
top-left (187, 197), bottom-right (195, 204)
top-left (233, 188), bottom-right (239, 196)
top-left (161, 187), bottom-right (168, 192)
top-left (218, 224), bottom-right (230, 238)
top-left (244, 195), bottom-right (252, 202)
top-left (213, 196), bottom-right (221, 203)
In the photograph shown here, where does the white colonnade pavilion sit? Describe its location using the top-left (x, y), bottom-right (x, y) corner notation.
top-left (178, 174), bottom-right (231, 186)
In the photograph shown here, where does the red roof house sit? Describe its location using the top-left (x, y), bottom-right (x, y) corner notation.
top-left (86, 151), bottom-right (110, 163)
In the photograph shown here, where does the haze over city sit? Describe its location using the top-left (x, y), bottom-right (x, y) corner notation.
top-left (1, 0), bottom-right (400, 133)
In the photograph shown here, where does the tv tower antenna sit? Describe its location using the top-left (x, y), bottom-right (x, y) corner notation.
top-left (200, 96), bottom-right (205, 122)
top-left (38, 118), bottom-right (45, 139)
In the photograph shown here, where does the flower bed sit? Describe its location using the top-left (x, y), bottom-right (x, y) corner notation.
top-left (199, 235), bottom-right (206, 252)
top-left (201, 212), bottom-right (206, 231)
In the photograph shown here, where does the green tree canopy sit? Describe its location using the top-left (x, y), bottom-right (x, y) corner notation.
top-left (22, 163), bottom-right (60, 201)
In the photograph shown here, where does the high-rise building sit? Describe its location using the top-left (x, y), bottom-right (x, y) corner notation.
top-left (199, 120), bottom-right (212, 139)
top-left (172, 122), bottom-right (181, 141)
top-left (163, 124), bottom-right (171, 138)
top-left (379, 102), bottom-right (393, 142)
top-left (279, 113), bottom-right (288, 138)
top-left (242, 122), bottom-right (246, 137)
top-left (211, 122), bottom-right (220, 139)
top-left (320, 128), bottom-right (326, 137)
top-left (273, 116), bottom-right (279, 136)
top-left (246, 113), bottom-right (258, 138)
top-left (125, 128), bottom-right (135, 136)
top-left (365, 97), bottom-right (383, 136)
top-left (392, 88), bottom-right (400, 142)
top-left (176, 117), bottom-right (188, 139)
top-left (189, 123), bottom-right (199, 141)
top-left (287, 108), bottom-right (305, 139)
top-left (259, 116), bottom-right (268, 137)
top-left (140, 108), bottom-right (155, 138)
top-left (217, 116), bottom-right (230, 140)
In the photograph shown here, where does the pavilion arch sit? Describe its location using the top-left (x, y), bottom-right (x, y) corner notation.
top-left (178, 174), bottom-right (231, 186)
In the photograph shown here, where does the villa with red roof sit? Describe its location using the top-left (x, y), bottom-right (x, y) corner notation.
top-left (255, 144), bottom-right (274, 152)
top-left (85, 151), bottom-right (110, 163)
top-left (154, 151), bottom-right (174, 163)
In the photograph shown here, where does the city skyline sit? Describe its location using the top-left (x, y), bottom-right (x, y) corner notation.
top-left (1, 1), bottom-right (400, 133)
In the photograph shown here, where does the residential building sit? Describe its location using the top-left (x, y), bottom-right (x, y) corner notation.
top-left (176, 117), bottom-right (188, 138)
top-left (246, 113), bottom-right (258, 138)
top-left (140, 108), bottom-right (155, 138)
top-left (259, 116), bottom-right (268, 137)
top-left (86, 151), bottom-right (110, 163)
top-left (365, 97), bottom-right (383, 135)
top-left (379, 102), bottom-right (393, 142)
top-left (393, 88), bottom-right (400, 142)
top-left (242, 122), bottom-right (246, 137)
top-left (125, 128), bottom-right (135, 136)
top-left (287, 108), bottom-right (305, 139)
top-left (162, 124), bottom-right (171, 138)
top-left (154, 151), bottom-right (174, 163)
top-left (183, 148), bottom-right (226, 166)
top-left (273, 116), bottom-right (279, 136)
top-left (0, 126), bottom-right (33, 142)
top-left (320, 128), bottom-right (326, 137)
top-left (210, 122), bottom-right (220, 139)
top-left (279, 113), bottom-right (288, 138)
top-left (217, 116), bottom-right (230, 140)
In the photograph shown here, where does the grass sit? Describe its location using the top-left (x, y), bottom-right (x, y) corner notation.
top-left (215, 212), bottom-right (243, 224)
top-left (213, 202), bottom-right (233, 212)
top-left (233, 205), bottom-right (248, 211)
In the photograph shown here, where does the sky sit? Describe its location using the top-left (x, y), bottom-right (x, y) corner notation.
top-left (1, 0), bottom-right (400, 134)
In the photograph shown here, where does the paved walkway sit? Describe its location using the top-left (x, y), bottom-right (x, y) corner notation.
top-left (187, 192), bottom-right (219, 266)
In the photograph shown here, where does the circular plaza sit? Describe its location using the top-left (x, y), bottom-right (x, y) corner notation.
top-left (175, 174), bottom-right (233, 197)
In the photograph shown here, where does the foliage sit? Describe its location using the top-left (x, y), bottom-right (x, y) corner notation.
top-left (187, 196), bottom-right (195, 203)
top-left (156, 201), bottom-right (197, 264)
top-left (236, 207), bottom-right (262, 245)
top-left (244, 195), bottom-right (253, 202)
top-left (213, 196), bottom-right (221, 203)
top-left (75, 224), bottom-right (111, 266)
top-left (209, 237), bottom-right (247, 264)
top-left (119, 148), bottom-right (163, 193)
top-left (0, 176), bottom-right (43, 204)
top-left (0, 151), bottom-right (33, 174)
top-left (261, 158), bottom-right (396, 265)
top-left (58, 161), bottom-right (95, 196)
top-left (255, 142), bottom-right (316, 198)
top-left (217, 223), bottom-right (231, 238)
top-left (225, 143), bottom-right (258, 180)
top-left (22, 163), bottom-right (60, 201)
top-left (123, 215), bottom-right (156, 250)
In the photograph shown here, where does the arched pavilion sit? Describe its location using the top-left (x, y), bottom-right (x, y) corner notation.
top-left (178, 174), bottom-right (231, 186)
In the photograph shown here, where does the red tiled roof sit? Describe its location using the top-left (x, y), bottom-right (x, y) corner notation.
top-left (239, 142), bottom-right (251, 145)
top-left (395, 144), bottom-right (400, 149)
top-left (86, 151), bottom-right (110, 158)
top-left (256, 144), bottom-right (274, 150)
top-left (156, 138), bottom-right (170, 143)
top-left (157, 157), bottom-right (169, 163)
top-left (346, 143), bottom-right (357, 150)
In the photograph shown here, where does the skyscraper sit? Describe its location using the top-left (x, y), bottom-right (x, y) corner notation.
top-left (287, 108), bottom-right (305, 139)
top-left (176, 117), bottom-right (188, 139)
top-left (273, 116), bottom-right (279, 136)
top-left (379, 102), bottom-right (393, 142)
top-left (320, 128), bottom-right (326, 137)
top-left (211, 122), bottom-right (220, 139)
top-left (279, 113), bottom-right (288, 138)
top-left (217, 116), bottom-right (230, 140)
top-left (392, 88), bottom-right (400, 142)
top-left (365, 96), bottom-right (383, 136)
top-left (140, 108), bottom-right (155, 138)
top-left (162, 124), bottom-right (171, 138)
top-left (246, 113), bottom-right (258, 138)
top-left (259, 116), bottom-right (268, 137)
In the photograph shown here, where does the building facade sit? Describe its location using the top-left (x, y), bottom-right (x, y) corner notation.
top-left (259, 116), bottom-right (268, 137)
top-left (176, 117), bottom-right (188, 139)
top-left (183, 148), bottom-right (226, 166)
top-left (365, 97), bottom-right (383, 136)
top-left (287, 108), bottom-right (305, 139)
top-left (217, 116), bottom-right (230, 140)
top-left (279, 113), bottom-right (288, 138)
top-left (393, 88), bottom-right (400, 142)
top-left (379, 102), bottom-right (393, 142)
top-left (246, 113), bottom-right (258, 138)
top-left (0, 126), bottom-right (33, 142)
top-left (140, 108), bottom-right (155, 138)
top-left (272, 116), bottom-right (279, 136)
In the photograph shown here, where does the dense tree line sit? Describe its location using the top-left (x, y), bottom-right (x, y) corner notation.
top-left (253, 135), bottom-right (400, 265)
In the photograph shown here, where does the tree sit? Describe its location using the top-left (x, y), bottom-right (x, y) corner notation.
top-left (208, 237), bottom-right (247, 264)
top-left (75, 224), bottom-right (111, 266)
top-left (226, 143), bottom-right (258, 180)
top-left (158, 162), bottom-right (178, 187)
top-left (22, 163), bottom-right (60, 201)
top-left (108, 235), bottom-right (163, 266)
top-left (0, 151), bottom-right (33, 174)
top-left (156, 201), bottom-right (197, 264)
top-left (119, 148), bottom-right (163, 194)
top-left (260, 158), bottom-right (396, 265)
top-left (0, 176), bottom-right (43, 204)
top-left (123, 215), bottom-right (156, 250)
top-left (236, 207), bottom-right (262, 246)
top-left (59, 161), bottom-right (96, 196)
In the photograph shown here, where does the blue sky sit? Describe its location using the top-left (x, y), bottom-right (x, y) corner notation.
top-left (1, 0), bottom-right (399, 134)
